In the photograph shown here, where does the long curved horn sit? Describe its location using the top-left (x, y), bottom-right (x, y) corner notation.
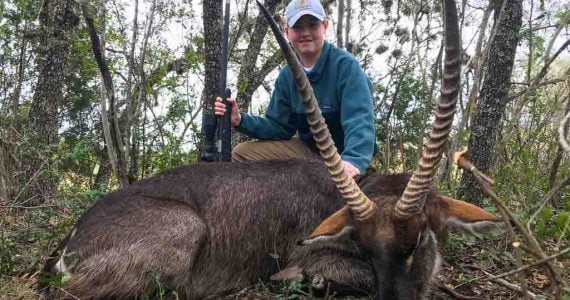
top-left (256, 1), bottom-right (376, 221)
top-left (394, 0), bottom-right (461, 218)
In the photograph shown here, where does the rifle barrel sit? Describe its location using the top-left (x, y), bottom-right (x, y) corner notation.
top-left (217, 0), bottom-right (232, 162)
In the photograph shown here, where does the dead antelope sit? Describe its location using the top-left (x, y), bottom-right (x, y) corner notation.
top-left (37, 0), bottom-right (502, 299)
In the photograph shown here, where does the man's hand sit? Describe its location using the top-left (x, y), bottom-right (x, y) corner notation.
top-left (214, 97), bottom-right (241, 127)
top-left (342, 161), bottom-right (360, 178)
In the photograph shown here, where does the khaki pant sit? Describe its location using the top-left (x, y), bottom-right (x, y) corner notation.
top-left (232, 137), bottom-right (321, 162)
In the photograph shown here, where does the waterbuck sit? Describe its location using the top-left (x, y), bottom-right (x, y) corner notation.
top-left (38, 0), bottom-right (502, 298)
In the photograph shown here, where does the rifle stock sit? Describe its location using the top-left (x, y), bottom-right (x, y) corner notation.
top-left (217, 88), bottom-right (232, 161)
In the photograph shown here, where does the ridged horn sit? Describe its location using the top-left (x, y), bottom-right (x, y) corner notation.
top-left (256, 0), bottom-right (376, 221)
top-left (394, 0), bottom-right (461, 218)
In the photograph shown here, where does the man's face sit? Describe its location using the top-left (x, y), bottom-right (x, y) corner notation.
top-left (286, 15), bottom-right (328, 59)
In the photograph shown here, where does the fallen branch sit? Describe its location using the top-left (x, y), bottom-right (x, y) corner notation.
top-left (454, 152), bottom-right (561, 298)
top-left (488, 247), bottom-right (569, 281)
top-left (463, 265), bottom-right (541, 299)
top-left (455, 151), bottom-right (531, 298)
top-left (481, 272), bottom-right (538, 299)
top-left (436, 283), bottom-right (484, 300)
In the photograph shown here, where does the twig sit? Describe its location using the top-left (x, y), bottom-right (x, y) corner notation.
top-left (13, 160), bottom-right (48, 203)
top-left (479, 270), bottom-right (538, 299)
top-left (488, 247), bottom-right (569, 281)
top-left (59, 288), bottom-right (80, 300)
top-left (436, 283), bottom-right (484, 300)
top-left (510, 39), bottom-right (570, 102)
top-left (0, 205), bottom-right (59, 209)
top-left (527, 176), bottom-right (570, 232)
top-left (556, 218), bottom-right (570, 251)
top-left (513, 245), bottom-right (530, 299)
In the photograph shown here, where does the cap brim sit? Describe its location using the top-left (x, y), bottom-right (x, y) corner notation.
top-left (288, 11), bottom-right (324, 27)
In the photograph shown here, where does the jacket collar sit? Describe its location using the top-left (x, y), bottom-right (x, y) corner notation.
top-left (305, 41), bottom-right (331, 82)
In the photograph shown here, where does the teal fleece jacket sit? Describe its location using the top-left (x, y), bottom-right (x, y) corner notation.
top-left (236, 42), bottom-right (376, 173)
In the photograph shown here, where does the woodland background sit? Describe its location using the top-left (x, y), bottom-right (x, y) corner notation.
top-left (0, 0), bottom-right (569, 298)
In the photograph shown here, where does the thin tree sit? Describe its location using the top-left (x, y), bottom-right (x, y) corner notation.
top-left (336, 0), bottom-right (344, 48)
top-left (25, 0), bottom-right (80, 203)
top-left (234, 0), bottom-right (283, 143)
top-left (459, 0), bottom-right (523, 204)
top-left (83, 3), bottom-right (130, 187)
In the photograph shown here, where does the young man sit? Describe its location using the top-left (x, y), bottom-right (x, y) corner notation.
top-left (214, 0), bottom-right (375, 178)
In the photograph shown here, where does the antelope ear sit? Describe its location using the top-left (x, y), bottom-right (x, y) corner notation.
top-left (440, 196), bottom-right (504, 235)
top-left (298, 206), bottom-right (355, 245)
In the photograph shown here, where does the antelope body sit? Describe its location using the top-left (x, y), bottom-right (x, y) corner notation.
top-left (38, 0), bottom-right (503, 298)
top-left (40, 159), bottom-right (497, 299)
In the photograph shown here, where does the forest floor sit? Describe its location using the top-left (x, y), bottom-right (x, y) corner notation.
top-left (0, 201), bottom-right (568, 300)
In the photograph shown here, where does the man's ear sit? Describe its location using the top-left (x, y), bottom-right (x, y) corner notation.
top-left (298, 206), bottom-right (355, 245)
top-left (323, 19), bottom-right (330, 30)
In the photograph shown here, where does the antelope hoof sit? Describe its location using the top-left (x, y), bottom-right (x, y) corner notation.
top-left (310, 274), bottom-right (325, 290)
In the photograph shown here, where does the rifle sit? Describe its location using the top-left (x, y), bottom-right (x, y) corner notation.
top-left (201, 0), bottom-right (232, 162)
top-left (217, 0), bottom-right (232, 162)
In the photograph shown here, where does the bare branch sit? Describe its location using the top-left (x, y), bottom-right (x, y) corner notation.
top-left (489, 247), bottom-right (570, 282)
top-left (436, 283), bottom-right (484, 300)
top-left (510, 39), bottom-right (570, 101)
top-left (82, 3), bottom-right (130, 187)
top-left (0, 205), bottom-right (59, 209)
top-left (478, 269), bottom-right (539, 299)
top-left (455, 153), bottom-right (561, 297)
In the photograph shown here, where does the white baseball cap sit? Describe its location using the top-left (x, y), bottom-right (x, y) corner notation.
top-left (286, 0), bottom-right (326, 27)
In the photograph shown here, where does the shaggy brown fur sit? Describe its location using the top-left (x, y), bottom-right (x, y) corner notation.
top-left (37, 159), bottom-right (500, 299)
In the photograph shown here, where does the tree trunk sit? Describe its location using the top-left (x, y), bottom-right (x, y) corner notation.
top-left (201, 0), bottom-right (223, 114)
top-left (336, 0), bottom-right (344, 48)
top-left (344, 0), bottom-right (352, 51)
top-left (0, 130), bottom-right (16, 203)
top-left (233, 0), bottom-right (283, 144)
top-left (11, 21), bottom-right (29, 118)
top-left (235, 0), bottom-right (284, 106)
top-left (83, 3), bottom-right (130, 187)
top-left (439, 3), bottom-right (493, 184)
top-left (548, 98), bottom-right (570, 195)
top-left (198, 0), bottom-right (223, 158)
top-left (25, 0), bottom-right (79, 204)
top-left (92, 144), bottom-right (111, 192)
top-left (459, 0), bottom-right (523, 204)
top-left (93, 0), bottom-right (119, 188)
top-left (127, 0), bottom-right (156, 182)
